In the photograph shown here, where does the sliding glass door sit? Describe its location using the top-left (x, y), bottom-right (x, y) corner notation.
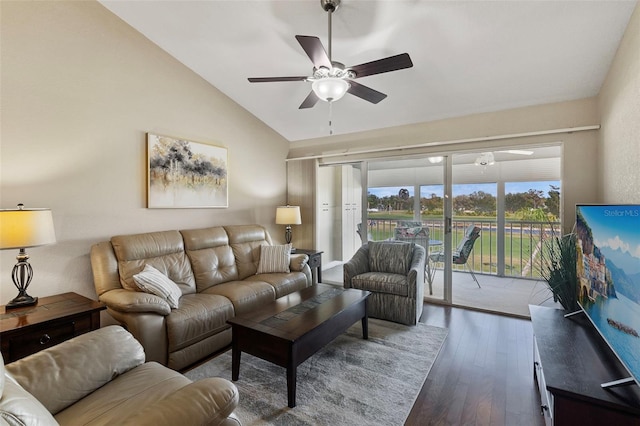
top-left (366, 156), bottom-right (450, 303)
top-left (317, 144), bottom-right (562, 315)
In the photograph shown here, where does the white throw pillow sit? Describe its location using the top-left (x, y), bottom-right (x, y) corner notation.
top-left (257, 244), bottom-right (291, 274)
top-left (133, 264), bottom-right (182, 309)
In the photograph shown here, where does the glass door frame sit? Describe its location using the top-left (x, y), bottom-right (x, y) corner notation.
top-left (361, 156), bottom-right (454, 305)
top-left (342, 145), bottom-right (562, 307)
top-left (443, 155), bottom-right (453, 304)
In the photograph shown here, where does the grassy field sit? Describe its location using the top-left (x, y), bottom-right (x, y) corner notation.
top-left (367, 213), bottom-right (544, 277)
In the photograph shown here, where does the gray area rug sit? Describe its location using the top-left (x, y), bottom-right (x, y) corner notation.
top-left (185, 319), bottom-right (448, 425)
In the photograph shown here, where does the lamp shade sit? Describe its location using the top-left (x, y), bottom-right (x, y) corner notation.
top-left (0, 208), bottom-right (56, 250)
top-left (312, 78), bottom-right (349, 102)
top-left (275, 206), bottom-right (302, 225)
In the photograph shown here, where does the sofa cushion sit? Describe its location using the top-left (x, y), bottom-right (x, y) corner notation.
top-left (351, 272), bottom-right (409, 297)
top-left (181, 227), bottom-right (239, 292)
top-left (289, 253), bottom-right (309, 272)
top-left (0, 373), bottom-right (58, 426)
top-left (245, 271), bottom-right (309, 298)
top-left (368, 241), bottom-right (414, 275)
top-left (203, 280), bottom-right (276, 316)
top-left (119, 378), bottom-right (239, 426)
top-left (256, 244), bottom-right (291, 274)
top-left (5, 326), bottom-right (145, 415)
top-left (168, 329), bottom-right (232, 371)
top-left (111, 231), bottom-right (196, 294)
top-left (224, 225), bottom-right (271, 280)
top-left (165, 294), bottom-right (234, 353)
top-left (53, 362), bottom-right (191, 425)
top-left (133, 264), bottom-right (182, 309)
top-left (1, 352), bottom-right (57, 426)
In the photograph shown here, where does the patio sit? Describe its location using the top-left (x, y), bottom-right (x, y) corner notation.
top-left (322, 263), bottom-right (561, 319)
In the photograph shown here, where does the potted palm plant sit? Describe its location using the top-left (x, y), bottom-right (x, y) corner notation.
top-left (539, 230), bottom-right (579, 311)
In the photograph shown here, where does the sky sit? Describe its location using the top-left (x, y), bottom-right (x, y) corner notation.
top-left (368, 181), bottom-right (560, 198)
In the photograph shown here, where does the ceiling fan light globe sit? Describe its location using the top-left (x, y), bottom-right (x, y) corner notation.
top-left (312, 78), bottom-right (349, 102)
top-left (474, 152), bottom-right (495, 166)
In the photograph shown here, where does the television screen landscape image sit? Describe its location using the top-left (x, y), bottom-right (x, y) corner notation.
top-left (576, 204), bottom-right (640, 387)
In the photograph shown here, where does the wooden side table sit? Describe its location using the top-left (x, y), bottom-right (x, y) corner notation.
top-left (292, 249), bottom-right (323, 285)
top-left (0, 292), bottom-right (105, 363)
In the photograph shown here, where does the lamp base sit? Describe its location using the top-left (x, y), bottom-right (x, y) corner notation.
top-left (6, 293), bottom-right (38, 309)
top-left (284, 226), bottom-right (293, 245)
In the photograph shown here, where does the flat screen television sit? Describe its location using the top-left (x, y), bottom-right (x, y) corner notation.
top-left (575, 204), bottom-right (640, 388)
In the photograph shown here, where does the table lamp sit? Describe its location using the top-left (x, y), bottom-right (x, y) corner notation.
top-left (275, 205), bottom-right (302, 248)
top-left (0, 204), bottom-right (56, 308)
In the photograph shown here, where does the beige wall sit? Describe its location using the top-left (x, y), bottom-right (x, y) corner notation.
top-left (0, 1), bottom-right (289, 304)
top-left (2, 1), bottom-right (637, 306)
top-left (598, 3), bottom-right (640, 201)
top-left (289, 98), bottom-right (601, 236)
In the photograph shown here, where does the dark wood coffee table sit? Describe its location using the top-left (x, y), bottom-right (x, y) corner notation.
top-left (228, 284), bottom-right (370, 408)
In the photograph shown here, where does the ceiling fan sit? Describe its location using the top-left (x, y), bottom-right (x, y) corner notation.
top-left (248, 0), bottom-right (413, 109)
top-left (475, 150), bottom-right (534, 166)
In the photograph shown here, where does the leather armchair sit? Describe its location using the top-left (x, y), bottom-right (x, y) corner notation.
top-left (1, 326), bottom-right (240, 426)
top-left (344, 241), bottom-right (426, 325)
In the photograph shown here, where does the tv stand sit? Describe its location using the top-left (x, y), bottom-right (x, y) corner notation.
top-left (530, 305), bottom-right (640, 426)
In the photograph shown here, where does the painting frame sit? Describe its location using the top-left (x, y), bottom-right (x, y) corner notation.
top-left (147, 133), bottom-right (228, 208)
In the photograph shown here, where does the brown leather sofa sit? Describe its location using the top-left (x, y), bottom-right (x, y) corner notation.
top-left (90, 224), bottom-right (312, 370)
top-left (1, 325), bottom-right (240, 425)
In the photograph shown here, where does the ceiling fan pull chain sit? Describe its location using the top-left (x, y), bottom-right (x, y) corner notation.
top-left (329, 102), bottom-right (336, 135)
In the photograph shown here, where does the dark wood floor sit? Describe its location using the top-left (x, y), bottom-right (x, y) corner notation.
top-left (405, 303), bottom-right (545, 426)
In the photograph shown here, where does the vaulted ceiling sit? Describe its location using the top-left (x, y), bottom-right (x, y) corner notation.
top-left (100, 1), bottom-right (637, 142)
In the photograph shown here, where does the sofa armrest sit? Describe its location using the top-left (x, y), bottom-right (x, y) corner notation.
top-left (121, 378), bottom-right (239, 426)
top-left (343, 245), bottom-right (370, 288)
top-left (5, 326), bottom-right (145, 415)
top-left (289, 253), bottom-right (309, 272)
top-left (407, 244), bottom-right (426, 298)
top-left (99, 288), bottom-right (171, 315)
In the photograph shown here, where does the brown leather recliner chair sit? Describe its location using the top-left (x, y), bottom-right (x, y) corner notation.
top-left (1, 326), bottom-right (240, 425)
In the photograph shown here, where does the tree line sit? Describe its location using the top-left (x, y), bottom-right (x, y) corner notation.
top-left (368, 185), bottom-right (560, 219)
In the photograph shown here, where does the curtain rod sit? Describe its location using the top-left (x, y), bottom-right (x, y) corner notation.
top-left (285, 125), bottom-right (600, 162)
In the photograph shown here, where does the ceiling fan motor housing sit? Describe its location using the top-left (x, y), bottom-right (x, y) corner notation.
top-left (311, 62), bottom-right (354, 80)
top-left (321, 0), bottom-right (340, 13)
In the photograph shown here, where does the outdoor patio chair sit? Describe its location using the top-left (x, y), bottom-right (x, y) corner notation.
top-left (429, 225), bottom-right (482, 288)
top-left (394, 221), bottom-right (431, 287)
top-left (394, 221), bottom-right (429, 249)
top-left (356, 222), bottom-right (374, 243)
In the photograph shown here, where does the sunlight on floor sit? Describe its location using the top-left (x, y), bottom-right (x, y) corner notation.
top-left (323, 264), bottom-right (561, 318)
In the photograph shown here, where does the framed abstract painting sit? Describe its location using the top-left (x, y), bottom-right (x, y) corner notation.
top-left (147, 133), bottom-right (228, 208)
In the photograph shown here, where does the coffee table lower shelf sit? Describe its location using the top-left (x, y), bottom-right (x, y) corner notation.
top-left (228, 284), bottom-right (370, 408)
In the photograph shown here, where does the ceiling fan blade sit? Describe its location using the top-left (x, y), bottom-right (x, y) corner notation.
top-left (497, 150), bottom-right (534, 156)
top-left (299, 91), bottom-right (320, 109)
top-left (295, 35), bottom-right (332, 69)
top-left (348, 53), bottom-right (413, 78)
top-left (347, 80), bottom-right (387, 104)
top-left (248, 76), bottom-right (308, 83)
